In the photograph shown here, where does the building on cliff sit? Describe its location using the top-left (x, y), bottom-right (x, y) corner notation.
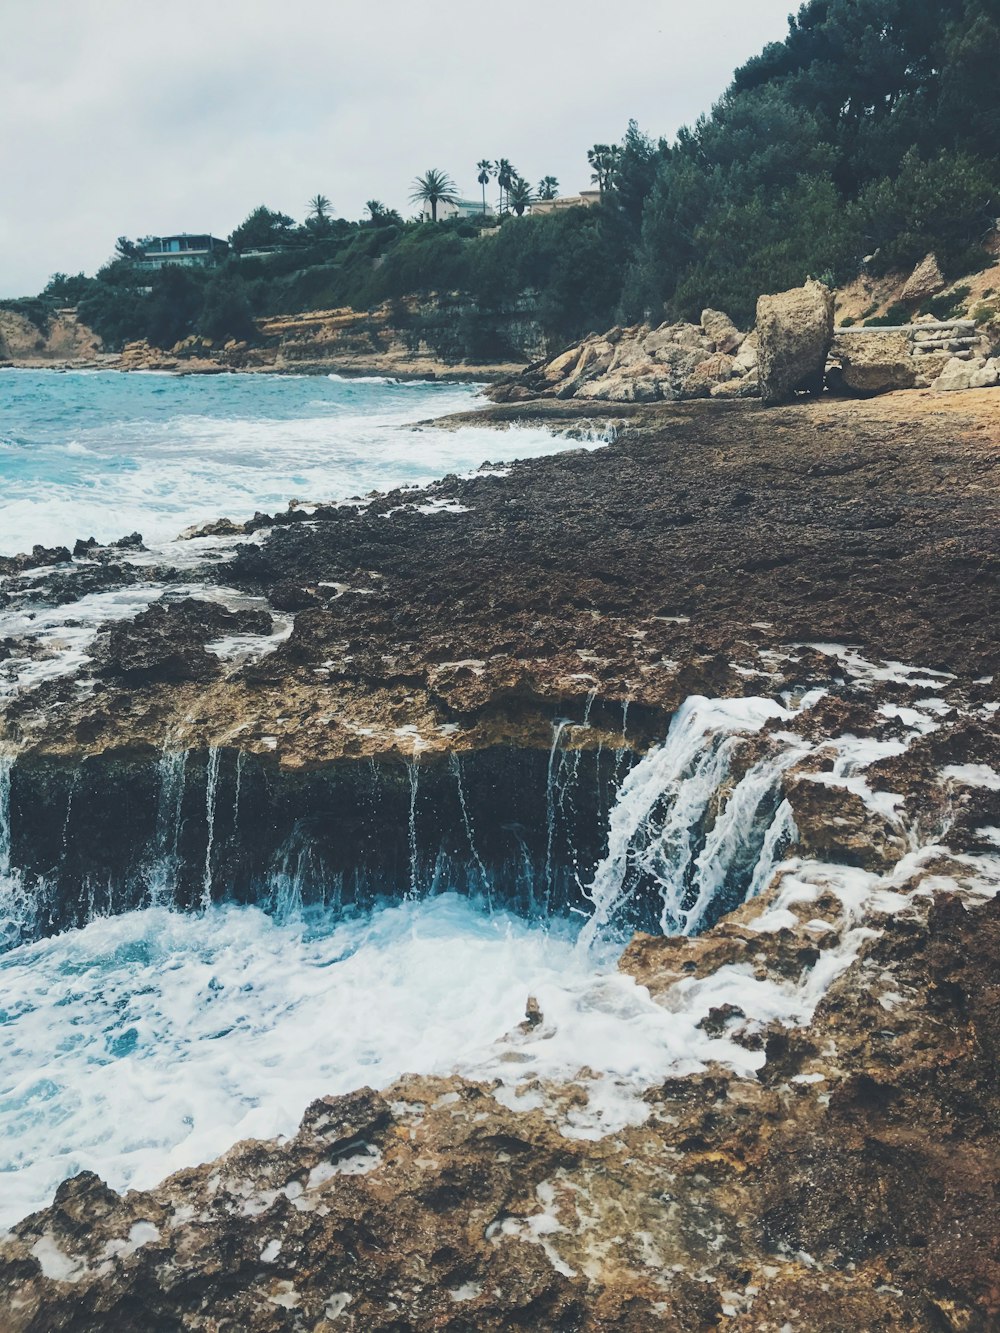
top-left (419, 197), bottom-right (495, 223)
top-left (136, 234), bottom-right (227, 270)
top-left (530, 188), bottom-right (602, 215)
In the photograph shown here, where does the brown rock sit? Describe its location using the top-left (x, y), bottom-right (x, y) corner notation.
top-left (834, 331), bottom-right (918, 395)
top-left (680, 352), bottom-right (738, 399)
top-left (756, 279), bottom-right (835, 405)
top-left (900, 252), bottom-right (946, 305)
top-left (701, 308), bottom-right (743, 354)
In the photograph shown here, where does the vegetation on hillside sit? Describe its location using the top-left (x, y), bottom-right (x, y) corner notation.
top-left (14, 0), bottom-right (998, 355)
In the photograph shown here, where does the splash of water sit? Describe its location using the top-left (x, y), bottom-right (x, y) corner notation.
top-left (579, 695), bottom-right (815, 947)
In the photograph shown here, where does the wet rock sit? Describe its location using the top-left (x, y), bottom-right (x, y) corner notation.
top-left (756, 278), bottom-right (835, 405)
top-left (786, 774), bottom-right (906, 871)
top-left (93, 598), bottom-right (272, 683)
top-left (267, 582), bottom-right (322, 611)
top-left (0, 544), bottom-right (73, 577)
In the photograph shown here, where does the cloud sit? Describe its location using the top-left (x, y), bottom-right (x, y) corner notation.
top-left (0, 0), bottom-right (793, 296)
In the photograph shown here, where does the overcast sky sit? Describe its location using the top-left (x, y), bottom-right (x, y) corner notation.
top-left (1, 1), bottom-right (794, 297)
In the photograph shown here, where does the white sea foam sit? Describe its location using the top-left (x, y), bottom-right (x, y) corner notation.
top-left (0, 896), bottom-right (614, 1228)
top-left (0, 582), bottom-right (275, 696)
top-left (0, 372), bottom-right (590, 555)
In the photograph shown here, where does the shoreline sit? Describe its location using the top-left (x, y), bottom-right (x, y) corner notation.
top-left (2, 387), bottom-right (1000, 1326)
top-left (0, 355), bottom-right (515, 382)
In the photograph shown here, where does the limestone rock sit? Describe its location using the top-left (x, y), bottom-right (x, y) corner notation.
top-left (680, 352), bottom-right (737, 399)
top-left (932, 357), bottom-right (976, 392)
top-left (900, 253), bottom-right (946, 305)
top-left (733, 334), bottom-right (759, 374)
top-left (970, 363), bottom-right (1000, 389)
top-left (700, 308), bottom-right (743, 354)
top-left (834, 331), bottom-right (917, 395)
top-left (710, 376), bottom-right (760, 399)
top-left (756, 279), bottom-right (835, 406)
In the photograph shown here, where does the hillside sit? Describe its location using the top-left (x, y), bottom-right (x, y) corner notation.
top-left (8, 0), bottom-right (997, 369)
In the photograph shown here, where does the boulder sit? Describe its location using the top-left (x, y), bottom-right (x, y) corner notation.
top-left (900, 253), bottom-right (945, 306)
top-left (969, 363), bottom-right (1000, 389)
top-left (834, 332), bottom-right (917, 395)
top-left (710, 376), bottom-right (761, 399)
top-left (643, 339), bottom-right (709, 379)
top-left (756, 279), bottom-right (835, 406)
top-left (680, 353), bottom-right (737, 399)
top-left (733, 334), bottom-right (759, 375)
top-left (931, 357), bottom-right (975, 392)
top-left (700, 309), bottom-right (743, 354)
top-left (541, 344), bottom-right (583, 383)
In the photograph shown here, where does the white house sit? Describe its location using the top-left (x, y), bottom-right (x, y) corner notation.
top-left (135, 234), bottom-right (227, 270)
top-left (419, 197), bottom-right (495, 223)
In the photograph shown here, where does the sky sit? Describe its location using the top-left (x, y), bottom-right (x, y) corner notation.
top-left (0, 1), bottom-right (795, 297)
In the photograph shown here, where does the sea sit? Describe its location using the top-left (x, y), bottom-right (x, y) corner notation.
top-left (0, 368), bottom-right (800, 1231)
top-left (0, 368), bottom-right (574, 556)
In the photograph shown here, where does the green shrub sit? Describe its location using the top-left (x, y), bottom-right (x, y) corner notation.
top-left (919, 285), bottom-right (972, 320)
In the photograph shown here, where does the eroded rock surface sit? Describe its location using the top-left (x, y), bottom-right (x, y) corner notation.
top-left (1, 390), bottom-right (999, 1328)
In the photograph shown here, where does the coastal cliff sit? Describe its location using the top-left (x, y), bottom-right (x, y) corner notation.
top-left (0, 295), bottom-right (541, 380)
top-left (2, 390), bottom-right (999, 1326)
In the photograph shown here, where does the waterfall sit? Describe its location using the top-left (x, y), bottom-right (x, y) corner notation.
top-left (407, 758), bottom-right (420, 897)
top-left (0, 755), bottom-right (35, 952)
top-left (147, 749), bottom-right (188, 905)
top-left (579, 695), bottom-right (811, 947)
top-left (201, 748), bottom-right (222, 910)
top-left (450, 754), bottom-right (491, 900)
top-left (0, 756), bottom-right (11, 878)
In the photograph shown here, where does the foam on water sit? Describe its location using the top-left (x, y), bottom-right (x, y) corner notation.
top-left (0, 370), bottom-right (595, 555)
top-left (0, 896), bottom-right (611, 1229)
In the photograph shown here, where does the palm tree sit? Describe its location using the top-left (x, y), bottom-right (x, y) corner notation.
top-left (507, 176), bottom-right (535, 217)
top-left (587, 145), bottom-right (621, 195)
top-left (495, 159), bottom-right (515, 213)
top-left (307, 194), bottom-right (332, 223)
top-left (476, 160), bottom-right (494, 214)
top-left (537, 176), bottom-right (559, 201)
top-left (410, 168), bottom-right (459, 223)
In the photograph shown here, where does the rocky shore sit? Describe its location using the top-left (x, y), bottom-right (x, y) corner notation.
top-left (1, 390), bottom-right (999, 1328)
top-left (0, 299), bottom-right (528, 381)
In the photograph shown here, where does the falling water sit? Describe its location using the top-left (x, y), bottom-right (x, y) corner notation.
top-left (201, 748), bottom-right (222, 910)
top-left (450, 754), bottom-right (491, 901)
top-left (147, 748), bottom-right (188, 905)
top-left (407, 758), bottom-right (420, 897)
top-left (0, 754), bottom-right (35, 952)
top-left (579, 695), bottom-right (814, 947)
top-left (544, 720), bottom-right (571, 907)
top-left (0, 756), bottom-right (11, 878)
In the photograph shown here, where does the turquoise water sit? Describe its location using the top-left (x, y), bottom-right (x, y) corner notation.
top-left (0, 368), bottom-right (655, 1230)
top-left (0, 369), bottom-right (572, 556)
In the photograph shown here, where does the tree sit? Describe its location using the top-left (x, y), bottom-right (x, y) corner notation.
top-left (307, 194), bottom-right (332, 223)
top-left (507, 176), bottom-right (535, 217)
top-left (537, 176), bottom-right (559, 201)
top-left (588, 144), bottom-right (622, 194)
top-left (198, 274), bottom-right (258, 344)
top-left (229, 205), bottom-right (295, 253)
top-left (410, 169), bottom-right (459, 222)
top-left (365, 200), bottom-right (401, 226)
top-left (495, 159), bottom-right (516, 213)
top-left (477, 160), bottom-right (494, 214)
top-left (114, 236), bottom-right (143, 261)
